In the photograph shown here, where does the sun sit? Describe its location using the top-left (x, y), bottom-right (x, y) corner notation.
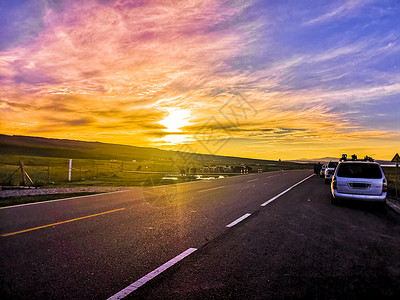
top-left (159, 109), bottom-right (191, 132)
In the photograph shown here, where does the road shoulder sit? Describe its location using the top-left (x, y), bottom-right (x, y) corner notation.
top-left (387, 197), bottom-right (400, 214)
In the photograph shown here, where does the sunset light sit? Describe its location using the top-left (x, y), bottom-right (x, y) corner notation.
top-left (0, 0), bottom-right (399, 160)
top-left (159, 109), bottom-right (191, 133)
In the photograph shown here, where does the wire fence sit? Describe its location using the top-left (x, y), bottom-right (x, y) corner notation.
top-left (0, 158), bottom-right (184, 187)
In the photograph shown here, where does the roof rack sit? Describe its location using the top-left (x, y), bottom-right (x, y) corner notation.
top-left (339, 154), bottom-right (374, 162)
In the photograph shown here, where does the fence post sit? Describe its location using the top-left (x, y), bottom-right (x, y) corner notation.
top-left (20, 161), bottom-right (26, 186)
top-left (68, 159), bottom-right (72, 182)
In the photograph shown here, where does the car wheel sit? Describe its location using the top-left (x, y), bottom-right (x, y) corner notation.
top-left (330, 194), bottom-right (337, 205)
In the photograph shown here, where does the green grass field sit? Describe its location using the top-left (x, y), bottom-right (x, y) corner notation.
top-left (0, 155), bottom-right (179, 188)
top-left (382, 166), bottom-right (400, 198)
top-left (0, 154), bottom-right (311, 188)
top-left (0, 135), bottom-right (313, 189)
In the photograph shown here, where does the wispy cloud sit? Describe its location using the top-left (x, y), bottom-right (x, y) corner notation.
top-left (304, 0), bottom-right (375, 26)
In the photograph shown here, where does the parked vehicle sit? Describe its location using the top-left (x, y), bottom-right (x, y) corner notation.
top-left (331, 160), bottom-right (387, 205)
top-left (320, 164), bottom-right (327, 178)
top-left (325, 161), bottom-right (338, 184)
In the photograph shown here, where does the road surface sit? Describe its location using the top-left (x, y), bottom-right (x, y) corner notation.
top-left (1, 169), bottom-right (399, 299)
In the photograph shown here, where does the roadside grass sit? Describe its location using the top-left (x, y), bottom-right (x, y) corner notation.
top-left (0, 192), bottom-right (103, 207)
top-left (0, 154), bottom-right (311, 188)
top-left (383, 167), bottom-right (400, 198)
top-left (0, 155), bottom-right (179, 188)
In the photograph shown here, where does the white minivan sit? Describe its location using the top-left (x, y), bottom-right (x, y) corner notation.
top-left (324, 161), bottom-right (338, 184)
top-left (331, 161), bottom-right (387, 205)
top-left (320, 164), bottom-right (327, 178)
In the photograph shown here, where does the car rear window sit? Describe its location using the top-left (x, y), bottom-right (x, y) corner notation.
top-left (328, 162), bottom-right (338, 168)
top-left (337, 163), bottom-right (382, 179)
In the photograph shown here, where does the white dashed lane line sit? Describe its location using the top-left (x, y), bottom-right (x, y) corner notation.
top-left (226, 213), bottom-right (252, 228)
top-left (108, 248), bottom-right (197, 299)
top-left (261, 174), bottom-right (315, 207)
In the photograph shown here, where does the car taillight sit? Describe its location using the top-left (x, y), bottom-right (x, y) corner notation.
top-left (382, 179), bottom-right (387, 193)
top-left (332, 178), bottom-right (337, 190)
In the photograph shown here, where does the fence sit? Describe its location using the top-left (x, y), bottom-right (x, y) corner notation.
top-left (0, 157), bottom-right (210, 188)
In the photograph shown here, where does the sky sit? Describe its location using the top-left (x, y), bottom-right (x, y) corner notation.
top-left (0, 0), bottom-right (399, 161)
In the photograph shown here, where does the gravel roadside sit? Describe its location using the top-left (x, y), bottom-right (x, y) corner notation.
top-left (0, 187), bottom-right (137, 198)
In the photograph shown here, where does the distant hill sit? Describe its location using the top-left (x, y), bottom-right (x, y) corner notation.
top-left (290, 157), bottom-right (338, 164)
top-left (292, 156), bottom-right (397, 166)
top-left (0, 134), bottom-right (288, 166)
top-left (0, 134), bottom-right (171, 161)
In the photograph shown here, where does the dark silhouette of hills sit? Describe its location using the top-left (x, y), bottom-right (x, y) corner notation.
top-left (0, 134), bottom-right (283, 165)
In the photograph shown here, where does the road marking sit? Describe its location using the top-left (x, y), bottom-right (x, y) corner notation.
top-left (261, 174), bottom-right (314, 207)
top-left (198, 186), bottom-right (225, 193)
top-left (108, 248), bottom-right (197, 299)
top-left (247, 179), bottom-right (259, 183)
top-left (226, 213), bottom-right (251, 228)
top-left (266, 175), bottom-right (279, 179)
top-left (0, 190), bottom-right (129, 210)
top-left (1, 208), bottom-right (126, 237)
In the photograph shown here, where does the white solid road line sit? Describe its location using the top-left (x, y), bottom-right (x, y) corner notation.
top-left (0, 190), bottom-right (130, 210)
top-left (260, 173), bottom-right (315, 207)
top-left (108, 248), bottom-right (197, 300)
top-left (226, 213), bottom-right (252, 228)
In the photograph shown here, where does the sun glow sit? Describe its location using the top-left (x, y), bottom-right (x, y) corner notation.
top-left (162, 134), bottom-right (192, 144)
top-left (159, 109), bottom-right (191, 132)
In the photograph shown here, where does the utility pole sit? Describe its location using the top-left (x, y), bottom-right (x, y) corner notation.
top-left (396, 163), bottom-right (398, 199)
top-left (391, 153), bottom-right (400, 199)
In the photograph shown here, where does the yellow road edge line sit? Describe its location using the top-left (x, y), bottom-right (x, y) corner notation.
top-left (1, 208), bottom-right (126, 237)
top-left (198, 186), bottom-right (225, 193)
top-left (247, 179), bottom-right (259, 183)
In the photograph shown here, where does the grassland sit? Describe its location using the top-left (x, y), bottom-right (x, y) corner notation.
top-left (0, 154), bottom-right (311, 189)
top-left (0, 134), bottom-right (312, 194)
top-left (0, 155), bottom-right (172, 188)
top-left (382, 166), bottom-right (400, 198)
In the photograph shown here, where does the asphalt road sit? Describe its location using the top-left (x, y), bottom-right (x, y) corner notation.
top-left (1, 170), bottom-right (399, 299)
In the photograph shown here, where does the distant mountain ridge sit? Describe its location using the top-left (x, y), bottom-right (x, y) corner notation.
top-left (0, 134), bottom-right (167, 161)
top-left (290, 157), bottom-right (338, 164)
top-left (292, 156), bottom-right (396, 166)
top-left (0, 134), bottom-right (279, 165)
